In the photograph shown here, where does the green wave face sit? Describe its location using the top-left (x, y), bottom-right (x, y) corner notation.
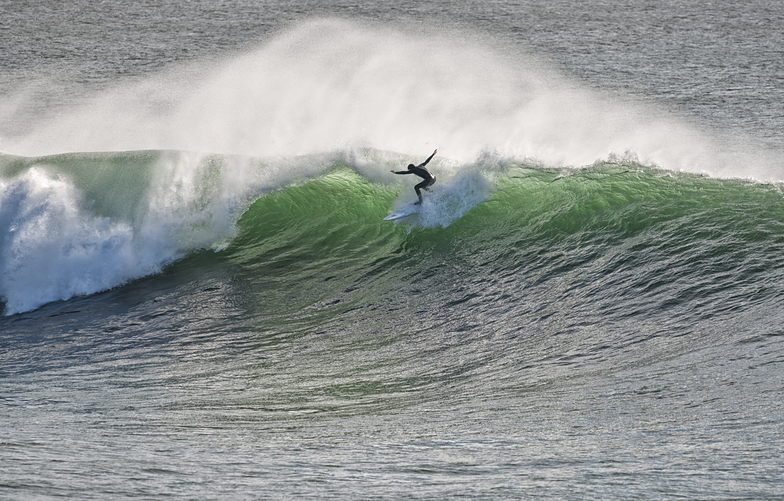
top-left (219, 164), bottom-right (784, 350)
top-left (224, 169), bottom-right (406, 314)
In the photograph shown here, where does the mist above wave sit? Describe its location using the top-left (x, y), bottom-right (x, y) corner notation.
top-left (4, 18), bottom-right (776, 179)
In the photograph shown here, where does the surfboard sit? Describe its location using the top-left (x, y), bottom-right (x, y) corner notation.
top-left (384, 204), bottom-right (420, 221)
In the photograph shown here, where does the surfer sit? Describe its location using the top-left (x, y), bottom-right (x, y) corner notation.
top-left (391, 149), bottom-right (437, 205)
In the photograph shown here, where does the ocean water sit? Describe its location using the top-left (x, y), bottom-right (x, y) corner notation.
top-left (2, 1), bottom-right (783, 499)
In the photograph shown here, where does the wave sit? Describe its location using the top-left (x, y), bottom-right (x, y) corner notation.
top-left (3, 147), bottom-right (784, 319)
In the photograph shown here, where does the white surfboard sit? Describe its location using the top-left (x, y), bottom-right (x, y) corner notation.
top-left (384, 204), bottom-right (420, 221)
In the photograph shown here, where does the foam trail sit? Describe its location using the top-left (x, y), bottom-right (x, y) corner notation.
top-left (5, 19), bottom-right (779, 179)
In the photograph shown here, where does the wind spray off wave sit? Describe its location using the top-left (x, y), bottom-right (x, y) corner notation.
top-left (6, 19), bottom-right (776, 178)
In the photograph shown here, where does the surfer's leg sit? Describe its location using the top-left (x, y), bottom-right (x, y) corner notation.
top-left (414, 181), bottom-right (426, 204)
top-left (415, 179), bottom-right (433, 203)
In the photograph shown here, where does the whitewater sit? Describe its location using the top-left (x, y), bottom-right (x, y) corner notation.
top-left (2, 3), bottom-right (784, 499)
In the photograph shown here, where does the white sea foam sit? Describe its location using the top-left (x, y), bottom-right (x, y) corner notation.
top-left (0, 168), bottom-right (141, 314)
top-left (0, 154), bottom-right (237, 315)
top-left (416, 168), bottom-right (495, 229)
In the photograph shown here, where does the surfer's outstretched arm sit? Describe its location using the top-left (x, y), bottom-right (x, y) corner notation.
top-left (391, 170), bottom-right (413, 174)
top-left (419, 149), bottom-right (437, 167)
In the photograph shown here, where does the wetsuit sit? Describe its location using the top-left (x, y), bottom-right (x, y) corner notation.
top-left (392, 151), bottom-right (437, 204)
